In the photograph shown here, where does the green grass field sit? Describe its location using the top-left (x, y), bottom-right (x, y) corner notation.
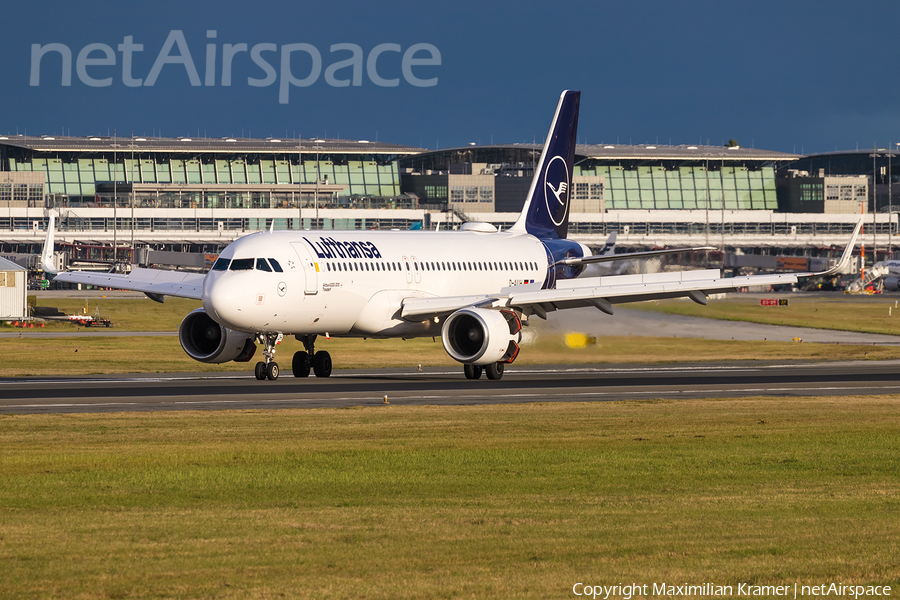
top-left (4, 294), bottom-right (900, 376)
top-left (2, 334), bottom-right (899, 377)
top-left (20, 296), bottom-right (202, 331)
top-left (1, 399), bottom-right (898, 599)
top-left (633, 295), bottom-right (900, 336)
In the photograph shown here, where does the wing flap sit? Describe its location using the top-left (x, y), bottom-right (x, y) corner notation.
top-left (52, 268), bottom-right (205, 300)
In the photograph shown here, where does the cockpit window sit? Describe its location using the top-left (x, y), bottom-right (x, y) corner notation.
top-left (212, 258), bottom-right (231, 271)
top-left (230, 258), bottom-right (255, 271)
top-left (256, 258), bottom-right (272, 272)
top-left (268, 258), bottom-right (284, 272)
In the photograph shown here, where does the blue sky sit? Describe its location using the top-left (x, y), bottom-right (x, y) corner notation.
top-left (3, 0), bottom-right (899, 154)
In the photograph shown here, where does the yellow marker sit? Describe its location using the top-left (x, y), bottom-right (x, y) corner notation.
top-left (565, 333), bottom-right (597, 349)
top-left (314, 262), bottom-right (320, 272)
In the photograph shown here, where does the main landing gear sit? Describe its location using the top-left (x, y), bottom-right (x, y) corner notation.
top-left (464, 362), bottom-right (505, 380)
top-left (253, 333), bottom-right (333, 381)
top-left (291, 334), bottom-right (332, 379)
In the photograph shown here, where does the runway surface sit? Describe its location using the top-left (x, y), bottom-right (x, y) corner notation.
top-left (2, 360), bottom-right (900, 415)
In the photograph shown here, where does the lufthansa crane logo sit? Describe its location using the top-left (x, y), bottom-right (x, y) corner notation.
top-left (543, 155), bottom-right (570, 227)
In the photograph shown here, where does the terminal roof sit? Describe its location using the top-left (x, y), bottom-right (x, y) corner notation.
top-left (0, 135), bottom-right (424, 155)
top-left (506, 143), bottom-right (799, 161)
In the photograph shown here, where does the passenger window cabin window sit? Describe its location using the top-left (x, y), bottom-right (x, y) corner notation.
top-left (212, 258), bottom-right (230, 271)
top-left (256, 258), bottom-right (272, 272)
top-left (230, 258), bottom-right (255, 271)
top-left (269, 258), bottom-right (284, 272)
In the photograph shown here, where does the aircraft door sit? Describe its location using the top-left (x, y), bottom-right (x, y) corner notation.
top-left (291, 241), bottom-right (319, 295)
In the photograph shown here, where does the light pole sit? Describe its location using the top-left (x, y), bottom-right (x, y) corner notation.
top-left (297, 133), bottom-right (303, 231)
top-left (870, 149), bottom-right (881, 266)
top-left (315, 139), bottom-right (320, 226)
top-left (892, 143), bottom-right (899, 259)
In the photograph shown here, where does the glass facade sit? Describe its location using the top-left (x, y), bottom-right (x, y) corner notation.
top-left (400, 147), bottom-right (787, 212)
top-left (7, 149), bottom-right (401, 200)
top-left (577, 164), bottom-right (777, 211)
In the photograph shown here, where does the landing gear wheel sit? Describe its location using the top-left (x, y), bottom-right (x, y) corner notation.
top-left (464, 364), bottom-right (483, 380)
top-left (292, 351), bottom-right (311, 378)
top-left (312, 351), bottom-right (332, 378)
top-left (265, 361), bottom-right (279, 381)
top-left (485, 362), bottom-right (505, 380)
top-left (254, 361), bottom-right (266, 380)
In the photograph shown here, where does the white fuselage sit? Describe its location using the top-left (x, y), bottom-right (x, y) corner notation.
top-left (202, 229), bottom-right (550, 338)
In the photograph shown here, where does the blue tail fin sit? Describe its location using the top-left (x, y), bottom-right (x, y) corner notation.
top-left (510, 90), bottom-right (580, 240)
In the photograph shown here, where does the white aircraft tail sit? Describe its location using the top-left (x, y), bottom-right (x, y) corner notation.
top-left (40, 212), bottom-right (58, 274)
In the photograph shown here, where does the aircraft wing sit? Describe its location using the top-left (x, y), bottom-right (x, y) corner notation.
top-left (500, 269), bottom-right (796, 318)
top-left (52, 268), bottom-right (205, 301)
top-left (401, 269), bottom-right (797, 320)
top-left (402, 215), bottom-right (863, 321)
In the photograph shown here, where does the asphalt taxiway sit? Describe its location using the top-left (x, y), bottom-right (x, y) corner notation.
top-left (2, 361), bottom-right (899, 415)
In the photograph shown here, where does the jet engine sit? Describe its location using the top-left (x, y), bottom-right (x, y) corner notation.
top-left (884, 277), bottom-right (900, 292)
top-left (178, 308), bottom-right (257, 364)
top-left (441, 308), bottom-right (521, 366)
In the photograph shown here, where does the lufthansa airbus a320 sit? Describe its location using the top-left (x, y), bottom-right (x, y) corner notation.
top-left (47, 91), bottom-right (862, 381)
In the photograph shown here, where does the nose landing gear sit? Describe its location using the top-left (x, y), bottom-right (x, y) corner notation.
top-left (254, 332), bottom-right (282, 381)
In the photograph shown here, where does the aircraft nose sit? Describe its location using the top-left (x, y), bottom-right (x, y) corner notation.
top-left (203, 273), bottom-right (247, 329)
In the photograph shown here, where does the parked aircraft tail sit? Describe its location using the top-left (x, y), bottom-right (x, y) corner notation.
top-left (40, 211), bottom-right (58, 274)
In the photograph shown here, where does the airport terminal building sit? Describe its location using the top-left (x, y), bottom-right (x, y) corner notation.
top-left (0, 135), bottom-right (894, 272)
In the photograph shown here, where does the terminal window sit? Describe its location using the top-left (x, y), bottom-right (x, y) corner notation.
top-left (575, 183), bottom-right (589, 200)
top-left (800, 183), bottom-right (824, 202)
top-left (424, 185), bottom-right (447, 200)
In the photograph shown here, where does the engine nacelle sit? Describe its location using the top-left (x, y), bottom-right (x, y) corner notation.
top-left (441, 308), bottom-right (521, 366)
top-left (884, 277), bottom-right (900, 292)
top-left (178, 308), bottom-right (257, 364)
